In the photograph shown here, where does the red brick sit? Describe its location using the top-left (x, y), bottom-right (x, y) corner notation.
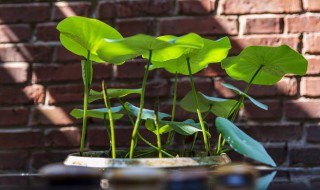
top-left (36, 23), bottom-right (59, 41)
top-left (0, 108), bottom-right (29, 126)
top-left (0, 130), bottom-right (42, 149)
top-left (52, 2), bottom-right (90, 21)
top-left (195, 64), bottom-right (227, 77)
top-left (45, 127), bottom-right (81, 148)
top-left (116, 18), bottom-right (154, 37)
top-left (175, 77), bottom-right (213, 98)
top-left (31, 151), bottom-right (73, 170)
top-left (241, 16), bottom-right (283, 34)
top-left (0, 152), bottom-right (28, 170)
top-left (178, 0), bottom-right (212, 14)
top-left (239, 123), bottom-right (302, 142)
top-left (159, 16), bottom-right (238, 35)
top-left (215, 77), bottom-right (298, 98)
top-left (54, 46), bottom-right (83, 62)
top-left (145, 80), bottom-right (169, 98)
top-left (0, 24), bottom-right (31, 42)
top-left (303, 0), bottom-right (320, 11)
top-left (306, 57), bottom-right (320, 75)
top-left (0, 85), bottom-right (45, 105)
top-left (93, 63), bottom-right (113, 80)
top-left (0, 62), bottom-right (28, 84)
top-left (304, 33), bottom-right (320, 54)
top-left (285, 100), bottom-right (320, 120)
top-left (241, 100), bottom-right (282, 120)
top-left (230, 35), bottom-right (300, 54)
top-left (115, 59), bottom-right (147, 79)
top-left (116, 0), bottom-right (174, 18)
top-left (31, 106), bottom-right (79, 126)
top-left (47, 84), bottom-right (83, 105)
top-left (290, 146), bottom-right (320, 166)
top-left (265, 144), bottom-right (287, 166)
top-left (0, 3), bottom-right (50, 23)
top-left (301, 77), bottom-right (320, 97)
top-left (0, 45), bottom-right (52, 62)
top-left (97, 1), bottom-right (116, 19)
top-left (306, 124), bottom-right (320, 142)
top-left (285, 15), bottom-right (320, 33)
top-left (219, 0), bottom-right (302, 14)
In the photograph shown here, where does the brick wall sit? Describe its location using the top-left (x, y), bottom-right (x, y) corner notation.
top-left (0, 0), bottom-right (319, 172)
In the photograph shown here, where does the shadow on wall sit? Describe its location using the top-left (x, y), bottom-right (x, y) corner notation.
top-left (0, 0), bottom-right (315, 171)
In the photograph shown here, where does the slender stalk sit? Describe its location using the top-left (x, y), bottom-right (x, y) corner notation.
top-left (102, 81), bottom-right (116, 159)
top-left (186, 58), bottom-right (209, 154)
top-left (171, 72), bottom-right (178, 122)
top-left (103, 114), bottom-right (111, 145)
top-left (190, 132), bottom-right (198, 152)
top-left (129, 50), bottom-right (153, 158)
top-left (80, 51), bottom-right (91, 156)
top-left (154, 99), bottom-right (162, 158)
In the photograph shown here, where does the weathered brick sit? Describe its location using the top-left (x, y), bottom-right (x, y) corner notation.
top-left (305, 124), bottom-right (320, 142)
top-left (241, 100), bottom-right (282, 120)
top-left (303, 0), bottom-right (320, 11)
top-left (45, 127), bottom-right (81, 148)
top-left (219, 0), bottom-right (302, 14)
top-left (178, 0), bottom-right (212, 14)
top-left (241, 16), bottom-right (283, 35)
top-left (0, 45), bottom-right (52, 62)
top-left (0, 108), bottom-right (28, 126)
top-left (145, 80), bottom-right (169, 98)
top-left (116, 0), bottom-right (174, 18)
top-left (195, 64), bottom-right (227, 77)
top-left (115, 59), bottom-right (147, 79)
top-left (0, 152), bottom-right (28, 171)
top-left (0, 62), bottom-right (28, 84)
top-left (47, 84), bottom-right (83, 105)
top-left (304, 33), bottom-right (320, 54)
top-left (301, 77), bottom-right (320, 97)
top-left (290, 146), bottom-right (320, 166)
top-left (116, 18), bottom-right (154, 37)
top-left (285, 100), bottom-right (320, 120)
top-left (31, 151), bottom-right (73, 170)
top-left (306, 57), bottom-right (320, 75)
top-left (175, 77), bottom-right (213, 98)
top-left (0, 24), bottom-right (31, 42)
top-left (31, 106), bottom-right (79, 126)
top-left (215, 77), bottom-right (297, 98)
top-left (0, 3), bottom-right (50, 23)
top-left (265, 143), bottom-right (287, 166)
top-left (285, 15), bottom-right (320, 33)
top-left (97, 1), bottom-right (116, 19)
top-left (230, 35), bottom-right (300, 54)
top-left (54, 46), bottom-right (83, 62)
top-left (36, 23), bottom-right (59, 42)
top-left (0, 85), bottom-right (44, 105)
top-left (159, 16), bottom-right (238, 35)
top-left (239, 123), bottom-right (302, 142)
top-left (52, 2), bottom-right (90, 21)
top-left (0, 130), bottom-right (42, 149)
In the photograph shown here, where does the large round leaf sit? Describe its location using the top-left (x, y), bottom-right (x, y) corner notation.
top-left (215, 117), bottom-right (276, 167)
top-left (221, 45), bottom-right (308, 85)
top-left (180, 91), bottom-right (240, 118)
top-left (57, 16), bottom-right (122, 62)
top-left (97, 34), bottom-right (172, 65)
top-left (152, 37), bottom-right (231, 75)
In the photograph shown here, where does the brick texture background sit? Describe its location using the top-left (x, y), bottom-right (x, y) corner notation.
top-left (0, 0), bottom-right (319, 172)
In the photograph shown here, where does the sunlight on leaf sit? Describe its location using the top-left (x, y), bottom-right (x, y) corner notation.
top-left (89, 88), bottom-right (142, 103)
top-left (70, 106), bottom-right (124, 120)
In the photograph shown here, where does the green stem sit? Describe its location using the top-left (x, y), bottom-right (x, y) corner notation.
top-left (171, 72), bottom-right (178, 122)
top-left (103, 114), bottom-right (111, 146)
top-left (190, 132), bottom-right (198, 152)
top-left (80, 51), bottom-right (91, 156)
top-left (186, 58), bottom-right (209, 155)
top-left (129, 50), bottom-right (153, 158)
top-left (154, 100), bottom-right (162, 158)
top-left (102, 81), bottom-right (116, 159)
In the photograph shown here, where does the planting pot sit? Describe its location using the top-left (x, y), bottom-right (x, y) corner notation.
top-left (64, 151), bottom-right (231, 169)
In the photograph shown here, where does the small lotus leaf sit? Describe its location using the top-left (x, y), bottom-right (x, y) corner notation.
top-left (221, 83), bottom-right (268, 110)
top-left (70, 106), bottom-right (124, 120)
top-left (124, 102), bottom-right (171, 120)
top-left (215, 117), bottom-right (276, 167)
top-left (57, 16), bottom-right (122, 62)
top-left (89, 88), bottom-right (142, 103)
top-left (180, 91), bottom-right (240, 118)
top-left (159, 119), bottom-right (210, 137)
top-left (145, 119), bottom-right (173, 135)
top-left (221, 45), bottom-right (308, 85)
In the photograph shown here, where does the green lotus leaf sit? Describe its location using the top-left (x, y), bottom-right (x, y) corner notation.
top-left (221, 45), bottom-right (308, 85)
top-left (145, 119), bottom-right (173, 135)
top-left (215, 117), bottom-right (276, 167)
top-left (89, 88), bottom-right (142, 103)
top-left (70, 106), bottom-right (124, 120)
top-left (221, 83), bottom-right (268, 110)
top-left (124, 102), bottom-right (171, 120)
top-left (97, 34), bottom-right (172, 64)
top-left (151, 37), bottom-right (231, 75)
top-left (159, 119), bottom-right (211, 137)
top-left (57, 16), bottom-right (122, 63)
top-left (180, 91), bottom-right (241, 118)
